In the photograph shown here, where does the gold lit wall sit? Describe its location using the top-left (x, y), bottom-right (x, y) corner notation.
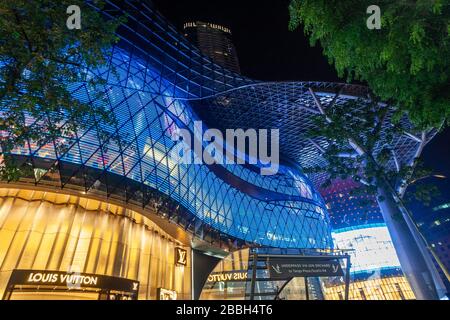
top-left (323, 276), bottom-right (415, 300)
top-left (0, 188), bottom-right (191, 300)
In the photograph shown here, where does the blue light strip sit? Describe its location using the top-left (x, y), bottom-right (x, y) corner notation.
top-left (333, 223), bottom-right (387, 234)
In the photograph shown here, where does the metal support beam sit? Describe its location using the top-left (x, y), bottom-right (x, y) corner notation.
top-left (398, 131), bottom-right (427, 197)
top-left (404, 131), bottom-right (422, 143)
top-left (249, 253), bottom-right (258, 300)
top-left (309, 88), bottom-right (365, 156)
top-left (344, 255), bottom-right (351, 301)
top-left (391, 148), bottom-right (400, 173)
top-left (309, 88), bottom-right (332, 123)
top-left (305, 277), bottom-right (309, 300)
top-left (308, 138), bottom-right (325, 153)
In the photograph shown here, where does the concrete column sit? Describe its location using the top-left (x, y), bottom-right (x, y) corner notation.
top-left (377, 186), bottom-right (439, 300)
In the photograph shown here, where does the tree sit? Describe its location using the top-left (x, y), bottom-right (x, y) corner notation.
top-left (305, 88), bottom-right (448, 299)
top-left (306, 96), bottom-right (439, 207)
top-left (289, 0), bottom-right (450, 129)
top-left (290, 0), bottom-right (450, 299)
top-left (0, 0), bottom-right (123, 180)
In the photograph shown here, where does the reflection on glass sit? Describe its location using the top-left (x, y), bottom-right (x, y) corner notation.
top-left (200, 248), bottom-right (352, 300)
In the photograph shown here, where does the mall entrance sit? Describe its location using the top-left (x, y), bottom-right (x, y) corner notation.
top-left (2, 270), bottom-right (140, 300)
top-left (200, 248), bottom-right (352, 300)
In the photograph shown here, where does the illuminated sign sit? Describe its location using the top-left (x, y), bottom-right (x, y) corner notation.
top-left (157, 288), bottom-right (177, 300)
top-left (175, 247), bottom-right (187, 266)
top-left (207, 272), bottom-right (248, 282)
top-left (267, 258), bottom-right (344, 279)
top-left (5, 270), bottom-right (139, 295)
top-left (183, 22), bottom-right (231, 34)
top-left (332, 224), bottom-right (401, 274)
top-left (26, 272), bottom-right (98, 286)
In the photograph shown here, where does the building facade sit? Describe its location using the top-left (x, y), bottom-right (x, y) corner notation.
top-left (409, 177), bottom-right (450, 291)
top-left (0, 0), bottom-right (431, 300)
top-left (0, 0), bottom-right (331, 300)
top-left (320, 179), bottom-right (415, 300)
top-left (184, 21), bottom-right (241, 74)
top-left (0, 189), bottom-right (191, 300)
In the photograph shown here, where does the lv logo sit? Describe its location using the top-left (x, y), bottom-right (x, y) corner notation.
top-left (175, 248), bottom-right (187, 266)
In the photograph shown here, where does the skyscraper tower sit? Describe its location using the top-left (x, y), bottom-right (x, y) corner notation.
top-left (184, 21), bottom-right (241, 74)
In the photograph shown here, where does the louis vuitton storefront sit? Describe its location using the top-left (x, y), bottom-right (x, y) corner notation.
top-left (0, 188), bottom-right (192, 300)
top-left (3, 269), bottom-right (140, 300)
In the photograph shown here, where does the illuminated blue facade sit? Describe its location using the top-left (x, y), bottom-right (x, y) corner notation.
top-left (2, 1), bottom-right (333, 249)
top-left (2, 1), bottom-right (425, 251)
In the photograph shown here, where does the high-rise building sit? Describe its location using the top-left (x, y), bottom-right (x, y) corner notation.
top-left (409, 177), bottom-right (450, 291)
top-left (416, 207), bottom-right (450, 291)
top-left (184, 21), bottom-right (241, 73)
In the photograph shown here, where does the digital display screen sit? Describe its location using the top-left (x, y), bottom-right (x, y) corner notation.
top-left (332, 224), bottom-right (401, 274)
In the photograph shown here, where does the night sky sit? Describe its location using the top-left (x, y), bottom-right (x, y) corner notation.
top-left (152, 0), bottom-right (450, 207)
top-left (152, 0), bottom-right (341, 82)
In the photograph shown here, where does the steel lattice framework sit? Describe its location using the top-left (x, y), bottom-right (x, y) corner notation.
top-left (190, 81), bottom-right (436, 187)
top-left (0, 0), bottom-right (435, 250)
